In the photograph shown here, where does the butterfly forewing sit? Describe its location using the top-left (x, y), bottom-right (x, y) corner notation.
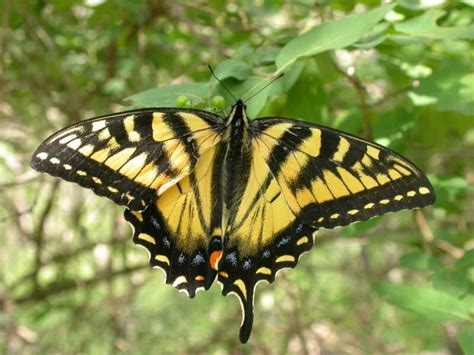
top-left (31, 109), bottom-right (224, 210)
top-left (251, 118), bottom-right (435, 229)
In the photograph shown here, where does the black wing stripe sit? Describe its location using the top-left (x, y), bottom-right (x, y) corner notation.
top-left (164, 112), bottom-right (198, 165)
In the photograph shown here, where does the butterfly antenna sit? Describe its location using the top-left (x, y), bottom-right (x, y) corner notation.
top-left (208, 65), bottom-right (237, 102)
top-left (242, 73), bottom-right (285, 103)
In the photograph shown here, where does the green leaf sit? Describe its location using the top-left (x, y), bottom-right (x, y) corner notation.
top-left (412, 60), bottom-right (474, 115)
top-left (353, 22), bottom-right (390, 49)
top-left (407, 91), bottom-right (438, 106)
top-left (269, 61), bottom-right (305, 97)
top-left (275, 3), bottom-right (395, 70)
top-left (432, 270), bottom-right (473, 297)
top-left (459, 326), bottom-right (474, 355)
top-left (214, 59), bottom-right (252, 81)
top-left (457, 250), bottom-right (474, 269)
top-left (398, 0), bottom-right (448, 10)
top-left (353, 35), bottom-right (388, 49)
top-left (124, 82), bottom-right (210, 108)
top-left (223, 76), bottom-right (270, 117)
top-left (395, 10), bottom-right (474, 40)
top-left (374, 282), bottom-right (474, 323)
top-left (400, 252), bottom-right (442, 271)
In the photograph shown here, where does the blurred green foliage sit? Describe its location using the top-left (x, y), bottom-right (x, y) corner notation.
top-left (1, 0), bottom-right (473, 353)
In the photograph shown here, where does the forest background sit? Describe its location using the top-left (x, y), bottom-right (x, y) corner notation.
top-left (1, 0), bottom-right (473, 353)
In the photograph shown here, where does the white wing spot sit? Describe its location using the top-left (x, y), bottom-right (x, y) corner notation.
top-left (67, 138), bottom-right (82, 150)
top-left (49, 157), bottom-right (60, 164)
top-left (92, 120), bottom-right (107, 132)
top-left (419, 187), bottom-right (430, 195)
top-left (172, 276), bottom-right (187, 288)
top-left (78, 144), bottom-right (95, 156)
top-left (128, 130), bottom-right (141, 142)
top-left (59, 134), bottom-right (77, 145)
top-left (36, 152), bottom-right (48, 160)
top-left (107, 186), bottom-right (119, 193)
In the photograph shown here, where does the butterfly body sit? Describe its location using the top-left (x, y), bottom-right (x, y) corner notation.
top-left (31, 100), bottom-right (435, 343)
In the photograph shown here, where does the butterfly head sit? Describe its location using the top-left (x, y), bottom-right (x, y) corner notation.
top-left (227, 99), bottom-right (248, 127)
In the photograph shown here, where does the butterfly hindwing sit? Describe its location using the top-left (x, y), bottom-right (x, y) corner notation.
top-left (124, 142), bottom-right (225, 297)
top-left (31, 109), bottom-right (224, 210)
top-left (216, 137), bottom-right (316, 343)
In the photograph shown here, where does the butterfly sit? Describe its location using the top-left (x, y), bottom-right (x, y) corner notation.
top-left (31, 99), bottom-right (435, 343)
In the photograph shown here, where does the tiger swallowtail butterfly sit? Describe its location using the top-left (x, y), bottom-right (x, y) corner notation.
top-left (31, 99), bottom-right (435, 343)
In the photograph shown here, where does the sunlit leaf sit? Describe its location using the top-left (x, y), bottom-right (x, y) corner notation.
top-left (374, 282), bottom-right (474, 323)
top-left (275, 3), bottom-right (395, 70)
top-left (398, 0), bottom-right (446, 10)
top-left (124, 83), bottom-right (210, 108)
top-left (395, 9), bottom-right (474, 39)
top-left (408, 91), bottom-right (438, 106)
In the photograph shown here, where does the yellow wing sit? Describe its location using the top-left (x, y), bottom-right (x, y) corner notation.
top-left (31, 108), bottom-right (224, 210)
top-left (251, 118), bottom-right (435, 228)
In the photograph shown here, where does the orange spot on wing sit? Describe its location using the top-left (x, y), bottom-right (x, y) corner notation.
top-left (195, 275), bottom-right (205, 281)
top-left (219, 271), bottom-right (229, 278)
top-left (209, 251), bottom-right (223, 270)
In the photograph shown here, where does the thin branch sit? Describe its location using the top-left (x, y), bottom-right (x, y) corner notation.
top-left (415, 210), bottom-right (464, 259)
top-left (12, 264), bottom-right (149, 304)
top-left (369, 83), bottom-right (415, 108)
top-left (0, 174), bottom-right (41, 190)
top-left (31, 180), bottom-right (60, 290)
top-left (0, 0), bottom-right (12, 103)
top-left (8, 235), bottom-right (130, 292)
top-left (331, 59), bottom-right (372, 140)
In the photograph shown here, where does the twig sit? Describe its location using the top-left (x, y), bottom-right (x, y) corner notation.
top-left (0, 0), bottom-right (12, 104)
top-left (415, 210), bottom-right (464, 259)
top-left (0, 174), bottom-right (41, 190)
top-left (331, 59), bottom-right (372, 140)
top-left (369, 83), bottom-right (415, 108)
top-left (31, 180), bottom-right (60, 290)
top-left (8, 235), bottom-right (129, 292)
top-left (13, 264), bottom-right (149, 304)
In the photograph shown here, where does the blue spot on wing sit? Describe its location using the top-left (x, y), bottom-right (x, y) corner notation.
top-left (192, 253), bottom-right (205, 266)
top-left (277, 236), bottom-right (291, 248)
